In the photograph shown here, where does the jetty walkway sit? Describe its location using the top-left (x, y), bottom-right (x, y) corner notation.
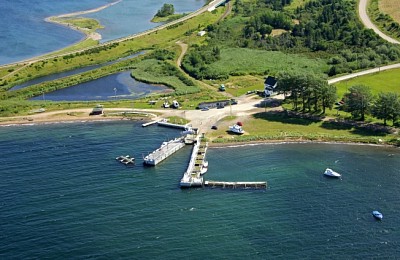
top-left (180, 136), bottom-right (208, 188)
top-left (141, 119), bottom-right (266, 189)
top-left (204, 181), bottom-right (267, 189)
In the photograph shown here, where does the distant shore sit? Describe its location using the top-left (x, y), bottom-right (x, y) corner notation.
top-left (44, 0), bottom-right (123, 41)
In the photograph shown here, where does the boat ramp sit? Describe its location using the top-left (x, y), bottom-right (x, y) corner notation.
top-left (157, 120), bottom-right (190, 130)
top-left (143, 137), bottom-right (185, 166)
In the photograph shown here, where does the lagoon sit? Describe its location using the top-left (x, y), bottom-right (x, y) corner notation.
top-left (0, 0), bottom-right (207, 65)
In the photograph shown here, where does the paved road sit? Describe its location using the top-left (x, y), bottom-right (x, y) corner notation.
top-left (328, 0), bottom-right (400, 84)
top-left (327, 63), bottom-right (400, 84)
top-left (359, 0), bottom-right (400, 44)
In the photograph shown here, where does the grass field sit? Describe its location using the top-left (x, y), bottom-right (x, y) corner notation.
top-left (379, 0), bottom-right (400, 23)
top-left (208, 48), bottom-right (328, 76)
top-left (208, 111), bottom-right (398, 145)
top-left (333, 68), bottom-right (400, 98)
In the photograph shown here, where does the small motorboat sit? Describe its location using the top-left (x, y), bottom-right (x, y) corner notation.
top-left (323, 168), bottom-right (341, 178)
top-left (200, 161), bottom-right (208, 175)
top-left (229, 124), bottom-right (245, 135)
top-left (372, 210), bottom-right (383, 220)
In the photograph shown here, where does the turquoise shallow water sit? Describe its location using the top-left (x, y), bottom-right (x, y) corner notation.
top-left (0, 121), bottom-right (399, 259)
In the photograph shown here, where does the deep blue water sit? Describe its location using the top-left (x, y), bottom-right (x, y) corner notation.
top-left (29, 71), bottom-right (171, 101)
top-left (1, 121), bottom-right (399, 258)
top-left (0, 0), bottom-right (206, 65)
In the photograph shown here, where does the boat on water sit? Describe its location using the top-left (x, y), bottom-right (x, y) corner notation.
top-left (372, 210), bottom-right (383, 220)
top-left (229, 124), bottom-right (244, 135)
top-left (323, 168), bottom-right (341, 178)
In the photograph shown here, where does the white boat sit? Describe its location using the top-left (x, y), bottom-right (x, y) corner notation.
top-left (200, 161), bottom-right (208, 175)
top-left (372, 210), bottom-right (383, 220)
top-left (229, 124), bottom-right (244, 135)
top-left (323, 168), bottom-right (341, 178)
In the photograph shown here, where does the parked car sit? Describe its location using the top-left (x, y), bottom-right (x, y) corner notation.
top-left (211, 125), bottom-right (218, 130)
top-left (201, 107), bottom-right (209, 111)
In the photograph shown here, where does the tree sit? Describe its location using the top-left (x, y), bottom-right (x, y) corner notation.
top-left (372, 92), bottom-right (400, 126)
top-left (155, 3), bottom-right (174, 17)
top-left (320, 83), bottom-right (337, 114)
top-left (343, 85), bottom-right (373, 121)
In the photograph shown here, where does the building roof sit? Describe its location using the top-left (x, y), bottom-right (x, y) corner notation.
top-left (264, 76), bottom-right (277, 86)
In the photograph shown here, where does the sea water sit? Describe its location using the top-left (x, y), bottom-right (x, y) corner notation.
top-left (0, 121), bottom-right (399, 258)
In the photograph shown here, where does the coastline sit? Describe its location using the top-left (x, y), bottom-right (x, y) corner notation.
top-left (1, 107), bottom-right (396, 148)
top-left (208, 139), bottom-right (393, 148)
top-left (44, 0), bottom-right (123, 41)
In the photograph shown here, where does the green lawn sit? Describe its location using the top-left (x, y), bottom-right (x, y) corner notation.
top-left (208, 111), bottom-right (398, 145)
top-left (333, 68), bottom-right (400, 98)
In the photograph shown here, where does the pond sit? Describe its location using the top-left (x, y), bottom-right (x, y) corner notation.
top-left (29, 71), bottom-right (172, 101)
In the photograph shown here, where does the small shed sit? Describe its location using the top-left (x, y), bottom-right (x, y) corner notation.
top-left (197, 100), bottom-right (230, 109)
top-left (197, 31), bottom-right (206, 37)
top-left (264, 76), bottom-right (278, 96)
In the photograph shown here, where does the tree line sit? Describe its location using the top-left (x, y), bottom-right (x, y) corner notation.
top-left (343, 85), bottom-right (400, 126)
top-left (276, 72), bottom-right (337, 114)
top-left (276, 72), bottom-right (400, 126)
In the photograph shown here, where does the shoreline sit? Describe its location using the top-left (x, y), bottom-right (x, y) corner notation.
top-left (44, 0), bottom-right (123, 41)
top-left (0, 108), bottom-right (397, 148)
top-left (208, 139), bottom-right (394, 148)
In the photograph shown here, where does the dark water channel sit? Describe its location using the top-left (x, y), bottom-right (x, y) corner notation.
top-left (11, 52), bottom-right (144, 91)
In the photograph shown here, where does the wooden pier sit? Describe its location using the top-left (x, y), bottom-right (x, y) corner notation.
top-left (157, 120), bottom-right (190, 130)
top-left (204, 181), bottom-right (267, 189)
top-left (143, 137), bottom-right (185, 166)
top-left (142, 120), bottom-right (159, 127)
